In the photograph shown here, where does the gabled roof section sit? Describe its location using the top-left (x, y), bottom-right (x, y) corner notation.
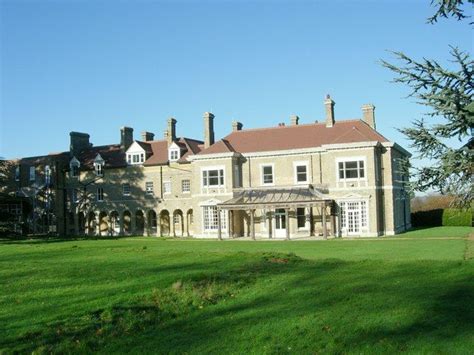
top-left (78, 144), bottom-right (126, 169)
top-left (143, 137), bottom-right (204, 166)
top-left (135, 141), bottom-right (153, 155)
top-left (198, 119), bottom-right (389, 155)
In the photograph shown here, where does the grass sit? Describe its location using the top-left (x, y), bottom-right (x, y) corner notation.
top-left (0, 226), bottom-right (473, 354)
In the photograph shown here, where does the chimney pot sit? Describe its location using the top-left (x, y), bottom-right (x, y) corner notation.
top-left (232, 120), bottom-right (243, 131)
top-left (324, 95), bottom-right (335, 127)
top-left (362, 104), bottom-right (376, 129)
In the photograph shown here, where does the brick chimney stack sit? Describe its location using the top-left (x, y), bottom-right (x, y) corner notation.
top-left (167, 118), bottom-right (177, 146)
top-left (325, 94), bottom-right (335, 128)
top-left (141, 131), bottom-right (155, 142)
top-left (203, 112), bottom-right (215, 148)
top-left (290, 115), bottom-right (300, 126)
top-left (70, 132), bottom-right (91, 157)
top-left (120, 127), bottom-right (133, 151)
top-left (362, 104), bottom-right (376, 129)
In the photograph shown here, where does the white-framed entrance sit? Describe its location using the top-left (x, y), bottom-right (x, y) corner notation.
top-left (339, 200), bottom-right (368, 236)
top-left (274, 208), bottom-right (287, 238)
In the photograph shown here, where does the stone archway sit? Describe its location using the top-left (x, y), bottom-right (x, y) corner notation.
top-left (135, 210), bottom-right (145, 236)
top-left (87, 211), bottom-right (96, 236)
top-left (173, 210), bottom-right (184, 237)
top-left (160, 210), bottom-right (170, 237)
top-left (99, 211), bottom-right (109, 236)
top-left (123, 211), bottom-right (131, 235)
top-left (186, 209), bottom-right (194, 236)
top-left (110, 211), bottom-right (120, 236)
top-left (147, 210), bottom-right (157, 236)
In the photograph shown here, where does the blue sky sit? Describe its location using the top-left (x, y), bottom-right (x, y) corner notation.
top-left (0, 0), bottom-right (471, 160)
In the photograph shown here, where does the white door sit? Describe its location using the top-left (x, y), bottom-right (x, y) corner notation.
top-left (340, 201), bottom-right (368, 236)
top-left (274, 209), bottom-right (286, 238)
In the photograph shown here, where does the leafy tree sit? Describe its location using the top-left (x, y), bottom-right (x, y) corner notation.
top-left (382, 0), bottom-right (473, 207)
top-left (0, 159), bottom-right (15, 194)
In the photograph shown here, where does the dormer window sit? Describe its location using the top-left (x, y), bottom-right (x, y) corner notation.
top-left (168, 142), bottom-right (182, 162)
top-left (127, 153), bottom-right (145, 164)
top-left (125, 141), bottom-right (147, 165)
top-left (94, 154), bottom-right (105, 177)
top-left (70, 157), bottom-right (80, 178)
top-left (169, 149), bottom-right (179, 161)
top-left (15, 166), bottom-right (20, 181)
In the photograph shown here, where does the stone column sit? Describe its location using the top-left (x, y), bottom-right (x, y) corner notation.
top-left (170, 213), bottom-right (175, 237)
top-left (322, 203), bottom-right (328, 240)
top-left (250, 210), bottom-right (255, 240)
top-left (217, 208), bottom-right (222, 240)
top-left (285, 208), bottom-right (290, 240)
top-left (268, 210), bottom-right (273, 239)
top-left (131, 213), bottom-right (136, 236)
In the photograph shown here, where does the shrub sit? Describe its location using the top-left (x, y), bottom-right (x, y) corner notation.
top-left (411, 209), bottom-right (443, 227)
top-left (442, 209), bottom-right (472, 227)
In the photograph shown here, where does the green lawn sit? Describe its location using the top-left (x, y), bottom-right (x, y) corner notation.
top-left (1, 226), bottom-right (473, 354)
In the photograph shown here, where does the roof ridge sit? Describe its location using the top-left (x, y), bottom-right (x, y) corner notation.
top-left (226, 118), bottom-right (362, 135)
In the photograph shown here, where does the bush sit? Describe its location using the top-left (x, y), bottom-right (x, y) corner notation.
top-left (411, 209), bottom-right (443, 227)
top-left (442, 209), bottom-right (472, 227)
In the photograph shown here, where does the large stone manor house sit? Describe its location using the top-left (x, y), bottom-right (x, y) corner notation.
top-left (8, 96), bottom-right (411, 238)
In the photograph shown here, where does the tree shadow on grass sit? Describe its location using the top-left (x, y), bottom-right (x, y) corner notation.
top-left (2, 254), bottom-right (473, 353)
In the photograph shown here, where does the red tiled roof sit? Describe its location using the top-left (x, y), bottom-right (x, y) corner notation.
top-left (143, 137), bottom-right (204, 166)
top-left (198, 120), bottom-right (388, 155)
top-left (78, 144), bottom-right (126, 169)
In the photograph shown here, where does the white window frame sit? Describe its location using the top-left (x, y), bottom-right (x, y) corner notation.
top-left (293, 161), bottom-right (309, 184)
top-left (296, 207), bottom-right (308, 230)
top-left (94, 163), bottom-right (103, 177)
top-left (29, 166), bottom-right (36, 182)
top-left (336, 157), bottom-right (367, 182)
top-left (201, 166), bottom-right (225, 188)
top-left (260, 163), bottom-right (274, 186)
top-left (146, 181), bottom-right (154, 195)
top-left (169, 148), bottom-right (180, 162)
top-left (163, 181), bottom-right (171, 194)
top-left (202, 205), bottom-right (227, 231)
top-left (97, 187), bottom-right (104, 202)
top-left (182, 179), bottom-right (191, 193)
top-left (338, 199), bottom-right (369, 235)
top-left (122, 183), bottom-right (131, 196)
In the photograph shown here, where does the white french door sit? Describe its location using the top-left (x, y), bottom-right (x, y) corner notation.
top-left (339, 201), bottom-right (368, 236)
top-left (274, 209), bottom-right (286, 238)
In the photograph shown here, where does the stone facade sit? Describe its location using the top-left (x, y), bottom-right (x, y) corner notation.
top-left (7, 97), bottom-right (411, 238)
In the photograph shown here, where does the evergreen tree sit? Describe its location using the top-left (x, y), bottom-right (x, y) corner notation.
top-left (382, 0), bottom-right (473, 207)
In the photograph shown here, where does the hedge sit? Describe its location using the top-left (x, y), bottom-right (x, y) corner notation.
top-left (411, 208), bottom-right (472, 227)
top-left (442, 208), bottom-right (473, 227)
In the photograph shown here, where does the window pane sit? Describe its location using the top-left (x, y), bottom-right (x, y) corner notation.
top-left (296, 165), bottom-right (307, 182)
top-left (263, 166), bottom-right (273, 184)
top-left (345, 161), bottom-right (357, 169)
top-left (297, 208), bottom-right (306, 228)
top-left (346, 169), bottom-right (359, 179)
top-left (338, 162), bottom-right (345, 179)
